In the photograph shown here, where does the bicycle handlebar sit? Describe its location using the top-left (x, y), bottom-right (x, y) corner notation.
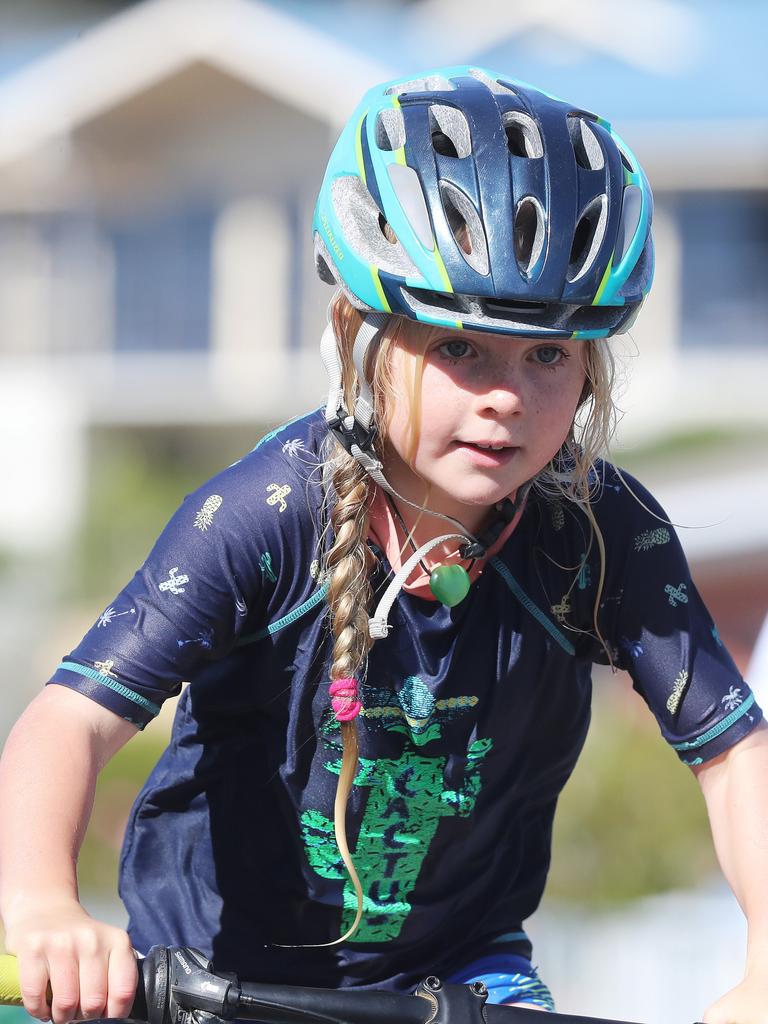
top-left (0, 945), bottom-right (701, 1024)
top-left (0, 953), bottom-right (22, 1007)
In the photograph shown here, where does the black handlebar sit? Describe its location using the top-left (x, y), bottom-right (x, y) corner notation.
top-left (132, 946), bottom-right (659, 1024)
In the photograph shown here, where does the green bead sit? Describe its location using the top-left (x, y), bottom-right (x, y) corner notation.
top-left (429, 564), bottom-right (471, 607)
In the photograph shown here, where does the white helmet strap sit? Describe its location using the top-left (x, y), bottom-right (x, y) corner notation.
top-left (321, 313), bottom-right (387, 474)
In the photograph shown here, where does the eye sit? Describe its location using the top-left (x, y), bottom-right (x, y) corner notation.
top-left (532, 345), bottom-right (568, 366)
top-left (438, 338), bottom-right (474, 362)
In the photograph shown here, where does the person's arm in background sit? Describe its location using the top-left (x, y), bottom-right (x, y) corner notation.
top-left (0, 684), bottom-right (139, 1023)
top-left (695, 720), bottom-right (768, 1024)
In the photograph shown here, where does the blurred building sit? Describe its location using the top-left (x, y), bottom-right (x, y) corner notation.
top-left (0, 0), bottom-right (766, 595)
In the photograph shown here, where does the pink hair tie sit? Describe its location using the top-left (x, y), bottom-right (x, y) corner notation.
top-left (329, 677), bottom-right (362, 722)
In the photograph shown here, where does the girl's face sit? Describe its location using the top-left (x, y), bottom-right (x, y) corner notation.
top-left (383, 322), bottom-right (588, 531)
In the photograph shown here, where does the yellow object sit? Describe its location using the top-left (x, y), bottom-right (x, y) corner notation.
top-left (0, 956), bottom-right (23, 1006)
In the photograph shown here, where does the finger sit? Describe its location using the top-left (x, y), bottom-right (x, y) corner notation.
top-left (77, 952), bottom-right (108, 1021)
top-left (106, 941), bottom-right (138, 1020)
top-left (18, 951), bottom-right (53, 1021)
top-left (46, 951), bottom-right (79, 1024)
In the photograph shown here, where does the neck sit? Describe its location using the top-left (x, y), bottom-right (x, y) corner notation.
top-left (382, 493), bottom-right (473, 577)
top-left (386, 490), bottom-right (493, 544)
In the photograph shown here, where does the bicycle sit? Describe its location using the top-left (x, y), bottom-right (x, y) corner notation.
top-left (0, 944), bottom-right (701, 1024)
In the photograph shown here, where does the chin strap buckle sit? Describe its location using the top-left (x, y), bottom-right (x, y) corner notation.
top-left (327, 408), bottom-right (377, 457)
top-left (459, 491), bottom-right (528, 560)
top-left (459, 538), bottom-right (487, 559)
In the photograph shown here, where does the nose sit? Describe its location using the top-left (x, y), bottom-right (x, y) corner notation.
top-left (476, 378), bottom-right (525, 418)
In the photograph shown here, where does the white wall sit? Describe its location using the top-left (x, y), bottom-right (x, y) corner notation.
top-left (211, 195), bottom-right (290, 359)
top-left (530, 884), bottom-right (746, 1023)
top-left (0, 365), bottom-right (86, 553)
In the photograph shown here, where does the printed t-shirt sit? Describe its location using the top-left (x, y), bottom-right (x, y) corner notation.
top-left (48, 409), bottom-right (761, 993)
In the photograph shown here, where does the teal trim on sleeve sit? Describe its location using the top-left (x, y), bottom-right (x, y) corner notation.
top-left (57, 661), bottom-right (161, 717)
top-left (489, 558), bottom-right (575, 656)
top-left (491, 931), bottom-right (529, 944)
top-left (672, 692), bottom-right (756, 751)
top-left (253, 410), bottom-right (320, 451)
top-left (237, 582), bottom-right (329, 647)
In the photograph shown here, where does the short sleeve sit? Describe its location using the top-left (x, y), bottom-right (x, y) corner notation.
top-left (47, 445), bottom-right (304, 729)
top-left (592, 467), bottom-right (762, 766)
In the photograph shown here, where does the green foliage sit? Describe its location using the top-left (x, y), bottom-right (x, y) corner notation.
top-left (547, 680), bottom-right (717, 905)
top-left (77, 723), bottom-right (171, 895)
top-left (70, 423), bottom-right (270, 602)
top-left (614, 424), bottom-right (768, 473)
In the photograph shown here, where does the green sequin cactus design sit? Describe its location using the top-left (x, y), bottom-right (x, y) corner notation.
top-left (300, 677), bottom-right (491, 943)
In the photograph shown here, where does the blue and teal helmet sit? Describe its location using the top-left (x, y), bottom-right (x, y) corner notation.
top-left (313, 66), bottom-right (654, 340)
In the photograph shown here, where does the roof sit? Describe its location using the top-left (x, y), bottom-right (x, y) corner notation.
top-left (3, 0), bottom-right (763, 181)
top-left (0, 0), bottom-right (393, 166)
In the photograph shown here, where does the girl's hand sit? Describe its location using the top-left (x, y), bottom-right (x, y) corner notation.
top-left (704, 969), bottom-right (768, 1024)
top-left (4, 900), bottom-right (137, 1023)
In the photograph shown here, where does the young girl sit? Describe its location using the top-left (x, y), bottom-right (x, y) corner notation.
top-left (1, 66), bottom-right (766, 1024)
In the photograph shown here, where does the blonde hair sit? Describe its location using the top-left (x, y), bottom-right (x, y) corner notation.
top-left (313, 296), bottom-right (400, 944)
top-left (318, 292), bottom-right (620, 942)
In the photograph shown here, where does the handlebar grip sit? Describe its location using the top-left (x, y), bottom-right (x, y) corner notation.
top-left (0, 954), bottom-right (23, 1006)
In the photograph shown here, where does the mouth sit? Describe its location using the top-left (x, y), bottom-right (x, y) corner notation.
top-left (453, 440), bottom-right (519, 464)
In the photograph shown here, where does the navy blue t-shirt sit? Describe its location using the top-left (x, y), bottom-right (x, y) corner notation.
top-left (49, 410), bottom-right (760, 992)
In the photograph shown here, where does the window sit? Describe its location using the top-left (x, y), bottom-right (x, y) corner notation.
top-left (676, 191), bottom-right (768, 348)
top-left (111, 206), bottom-right (212, 351)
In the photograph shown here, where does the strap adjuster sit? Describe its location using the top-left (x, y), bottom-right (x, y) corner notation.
top-left (327, 407), bottom-right (377, 456)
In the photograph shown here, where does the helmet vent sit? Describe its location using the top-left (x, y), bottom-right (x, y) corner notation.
top-left (618, 147), bottom-right (635, 173)
top-left (314, 240), bottom-right (336, 285)
top-left (331, 175), bottom-right (419, 277)
top-left (614, 185), bottom-right (642, 265)
top-left (375, 108), bottom-right (406, 151)
top-left (385, 75), bottom-right (453, 96)
top-left (514, 197), bottom-right (545, 276)
top-left (567, 116), bottom-right (604, 171)
top-left (484, 297), bottom-right (547, 317)
top-left (432, 130), bottom-right (458, 158)
top-left (378, 211), bottom-right (398, 244)
top-left (568, 195), bottom-right (608, 282)
top-left (440, 182), bottom-right (489, 275)
top-left (503, 112), bottom-right (543, 158)
top-left (429, 105), bottom-right (471, 159)
top-left (467, 68), bottom-right (518, 96)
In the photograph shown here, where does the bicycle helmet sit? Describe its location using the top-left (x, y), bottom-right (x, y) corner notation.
top-left (314, 65), bottom-right (654, 340)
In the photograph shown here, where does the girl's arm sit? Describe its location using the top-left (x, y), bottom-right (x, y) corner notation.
top-left (0, 684), bottom-right (139, 1023)
top-left (694, 720), bottom-right (768, 1024)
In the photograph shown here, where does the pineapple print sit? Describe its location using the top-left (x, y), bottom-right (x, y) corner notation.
top-left (666, 669), bottom-right (689, 714)
top-left (194, 494), bottom-right (223, 531)
top-left (634, 527), bottom-right (671, 552)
